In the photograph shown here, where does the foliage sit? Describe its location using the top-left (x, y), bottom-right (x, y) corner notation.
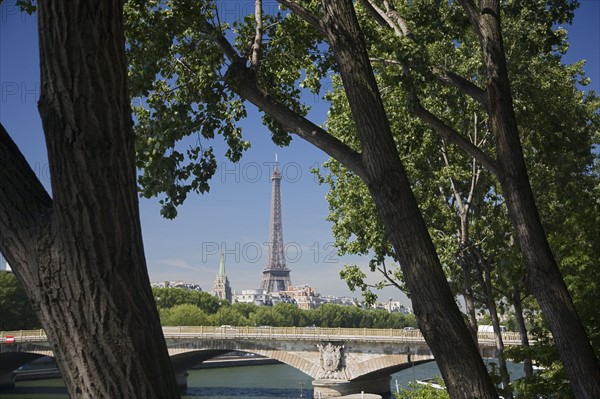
top-left (152, 288), bottom-right (417, 328)
top-left (506, 301), bottom-right (590, 399)
top-left (209, 305), bottom-right (252, 326)
top-left (0, 272), bottom-right (40, 330)
top-left (262, 303), bottom-right (305, 326)
top-left (152, 287), bottom-right (226, 314)
top-left (160, 304), bottom-right (210, 326)
top-left (394, 378), bottom-right (450, 399)
top-left (1, 281), bottom-right (418, 330)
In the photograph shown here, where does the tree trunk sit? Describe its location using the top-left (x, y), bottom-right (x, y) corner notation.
top-left (512, 287), bottom-right (533, 378)
top-left (0, 1), bottom-right (180, 397)
top-left (462, 275), bottom-right (479, 343)
top-left (479, 256), bottom-right (511, 398)
top-left (463, 1), bottom-right (600, 396)
top-left (319, 2), bottom-right (498, 398)
top-left (446, 144), bottom-right (480, 344)
top-left (458, 214), bottom-right (478, 343)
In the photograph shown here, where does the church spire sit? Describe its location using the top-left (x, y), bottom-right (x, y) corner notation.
top-left (213, 248), bottom-right (232, 302)
top-left (219, 249), bottom-right (226, 276)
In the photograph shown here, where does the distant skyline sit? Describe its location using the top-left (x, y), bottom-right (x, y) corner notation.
top-left (1, 2), bottom-right (598, 306)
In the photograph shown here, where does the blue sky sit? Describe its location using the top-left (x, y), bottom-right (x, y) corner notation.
top-left (1, 1), bottom-right (598, 304)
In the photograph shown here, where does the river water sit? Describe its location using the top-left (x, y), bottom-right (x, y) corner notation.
top-left (0, 360), bottom-right (526, 399)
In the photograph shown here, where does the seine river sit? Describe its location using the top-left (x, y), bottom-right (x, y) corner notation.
top-left (0, 361), bottom-right (524, 399)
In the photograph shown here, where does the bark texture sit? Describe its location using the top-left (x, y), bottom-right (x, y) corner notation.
top-left (512, 287), bottom-right (534, 378)
top-left (0, 1), bottom-right (180, 397)
top-left (474, 254), bottom-right (511, 397)
top-left (458, 1), bottom-right (600, 397)
top-left (319, 1), bottom-right (498, 398)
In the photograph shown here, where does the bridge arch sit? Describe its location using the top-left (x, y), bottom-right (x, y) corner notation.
top-left (0, 349), bottom-right (56, 390)
top-left (164, 338), bottom-right (438, 396)
top-left (349, 358), bottom-right (435, 381)
top-left (167, 339), bottom-right (317, 380)
top-left (344, 351), bottom-right (435, 381)
top-left (0, 351), bottom-right (52, 373)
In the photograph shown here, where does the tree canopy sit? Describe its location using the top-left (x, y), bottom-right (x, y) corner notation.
top-left (152, 287), bottom-right (417, 328)
top-left (0, 272), bottom-right (40, 331)
top-left (123, 0), bottom-right (599, 396)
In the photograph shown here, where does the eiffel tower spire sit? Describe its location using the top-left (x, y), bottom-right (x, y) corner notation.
top-left (261, 158), bottom-right (292, 293)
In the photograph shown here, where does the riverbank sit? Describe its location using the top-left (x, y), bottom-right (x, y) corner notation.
top-left (195, 356), bottom-right (280, 369)
top-left (14, 369), bottom-right (61, 382)
top-left (13, 356), bottom-right (280, 382)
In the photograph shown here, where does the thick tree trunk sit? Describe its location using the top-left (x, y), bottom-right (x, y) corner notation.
top-left (512, 287), bottom-right (533, 378)
top-left (0, 1), bottom-right (180, 398)
top-left (462, 1), bottom-right (600, 396)
top-left (319, 2), bottom-right (498, 398)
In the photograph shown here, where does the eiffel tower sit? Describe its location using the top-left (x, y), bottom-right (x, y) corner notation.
top-left (260, 159), bottom-right (292, 293)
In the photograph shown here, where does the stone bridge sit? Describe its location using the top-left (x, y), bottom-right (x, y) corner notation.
top-left (1, 326), bottom-right (522, 397)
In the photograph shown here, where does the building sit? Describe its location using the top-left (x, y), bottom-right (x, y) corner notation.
top-left (260, 160), bottom-right (293, 293)
top-left (320, 295), bottom-right (355, 306)
top-left (382, 300), bottom-right (412, 314)
top-left (212, 250), bottom-right (232, 303)
top-left (151, 281), bottom-right (202, 291)
top-left (0, 253), bottom-right (11, 272)
top-left (234, 289), bottom-right (271, 306)
top-left (285, 284), bottom-right (321, 310)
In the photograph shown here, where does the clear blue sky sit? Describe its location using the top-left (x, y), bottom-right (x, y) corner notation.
top-left (1, 1), bottom-right (598, 304)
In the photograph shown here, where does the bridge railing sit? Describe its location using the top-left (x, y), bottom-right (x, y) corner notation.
top-left (2, 327), bottom-right (523, 345)
top-left (160, 326), bottom-right (523, 344)
top-left (161, 325), bottom-right (425, 339)
top-left (0, 329), bottom-right (47, 342)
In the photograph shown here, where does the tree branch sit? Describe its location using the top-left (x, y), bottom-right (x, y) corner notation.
top-left (359, 0), bottom-right (403, 37)
top-left (199, 20), bottom-right (245, 64)
top-left (466, 113), bottom-right (483, 207)
top-left (441, 142), bottom-right (466, 213)
top-left (198, 20), bottom-right (366, 179)
top-left (383, 1), bottom-right (415, 39)
top-left (371, 58), bottom-right (488, 109)
top-left (276, 0), bottom-right (492, 182)
top-left (413, 102), bottom-right (499, 176)
top-left (360, 2), bottom-right (493, 165)
top-left (457, 0), bottom-right (483, 38)
top-left (0, 123), bottom-right (53, 268)
top-left (358, 0), bottom-right (390, 30)
top-left (430, 66), bottom-right (488, 109)
top-left (251, 0), bottom-right (263, 69)
top-left (276, 0), bottom-right (326, 35)
top-left (225, 62), bottom-right (367, 180)
top-left (377, 259), bottom-right (404, 292)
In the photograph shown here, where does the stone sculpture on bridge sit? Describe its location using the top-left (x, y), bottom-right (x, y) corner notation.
top-left (318, 342), bottom-right (344, 379)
